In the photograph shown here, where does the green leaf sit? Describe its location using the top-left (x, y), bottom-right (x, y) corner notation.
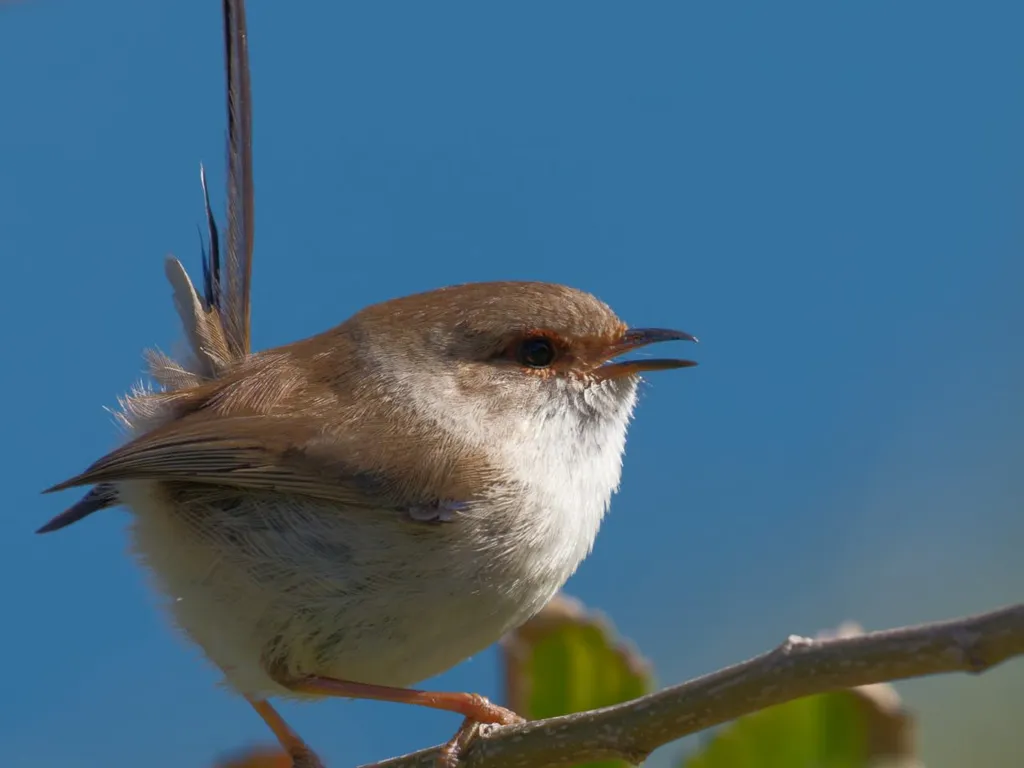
top-left (502, 593), bottom-right (654, 768)
top-left (682, 623), bottom-right (917, 768)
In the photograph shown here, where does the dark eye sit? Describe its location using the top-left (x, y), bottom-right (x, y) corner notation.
top-left (516, 336), bottom-right (557, 368)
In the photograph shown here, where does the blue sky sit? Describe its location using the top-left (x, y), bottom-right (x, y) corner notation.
top-left (2, 2), bottom-right (1022, 766)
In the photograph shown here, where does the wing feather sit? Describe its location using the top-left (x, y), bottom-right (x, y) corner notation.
top-left (37, 484), bottom-right (120, 534)
top-left (44, 415), bottom-right (433, 511)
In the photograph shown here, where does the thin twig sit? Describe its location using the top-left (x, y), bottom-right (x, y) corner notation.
top-left (362, 602), bottom-right (1024, 768)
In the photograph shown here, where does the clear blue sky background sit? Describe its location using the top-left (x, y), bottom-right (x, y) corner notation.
top-left (2, 2), bottom-right (1022, 767)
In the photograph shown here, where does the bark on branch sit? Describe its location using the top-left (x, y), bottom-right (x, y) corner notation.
top-left (361, 602), bottom-right (1024, 768)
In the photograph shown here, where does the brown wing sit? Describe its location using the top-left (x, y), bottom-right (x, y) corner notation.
top-left (37, 484), bottom-right (120, 534)
top-left (46, 417), bottom-right (395, 509)
top-left (43, 407), bottom-right (501, 515)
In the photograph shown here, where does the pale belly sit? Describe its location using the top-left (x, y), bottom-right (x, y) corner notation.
top-left (120, 480), bottom-right (575, 700)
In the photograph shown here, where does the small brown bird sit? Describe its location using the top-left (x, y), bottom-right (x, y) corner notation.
top-left (40, 2), bottom-right (697, 766)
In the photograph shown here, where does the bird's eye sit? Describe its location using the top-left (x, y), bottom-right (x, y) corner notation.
top-left (516, 336), bottom-right (558, 368)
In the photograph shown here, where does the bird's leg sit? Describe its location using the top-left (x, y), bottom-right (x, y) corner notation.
top-left (286, 677), bottom-right (524, 767)
top-left (290, 676), bottom-right (522, 724)
top-left (246, 696), bottom-right (326, 768)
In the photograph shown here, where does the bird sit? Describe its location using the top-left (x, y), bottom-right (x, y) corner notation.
top-left (39, 2), bottom-right (697, 766)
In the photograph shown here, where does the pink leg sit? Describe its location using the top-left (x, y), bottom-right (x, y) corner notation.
top-left (289, 676), bottom-right (523, 726)
top-left (287, 677), bottom-right (525, 767)
top-left (246, 696), bottom-right (325, 768)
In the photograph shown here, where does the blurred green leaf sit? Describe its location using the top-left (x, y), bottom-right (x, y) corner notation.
top-left (683, 692), bottom-right (865, 768)
top-left (683, 623), bottom-right (918, 768)
top-left (502, 593), bottom-right (654, 768)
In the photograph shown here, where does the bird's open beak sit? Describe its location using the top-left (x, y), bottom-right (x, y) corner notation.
top-left (596, 327), bottom-right (699, 379)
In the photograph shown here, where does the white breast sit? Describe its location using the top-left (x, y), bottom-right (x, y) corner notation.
top-left (498, 377), bottom-right (639, 591)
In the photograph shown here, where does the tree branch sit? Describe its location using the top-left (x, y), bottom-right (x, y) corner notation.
top-left (361, 602), bottom-right (1024, 768)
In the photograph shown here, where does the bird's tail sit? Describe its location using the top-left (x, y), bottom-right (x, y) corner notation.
top-left (38, 0), bottom-right (255, 534)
